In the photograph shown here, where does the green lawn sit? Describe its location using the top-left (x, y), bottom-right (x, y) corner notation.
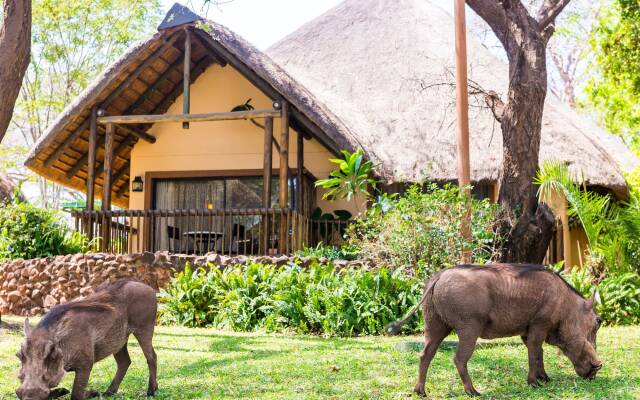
top-left (1, 317), bottom-right (638, 399)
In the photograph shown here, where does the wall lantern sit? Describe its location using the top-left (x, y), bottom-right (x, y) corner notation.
top-left (131, 176), bottom-right (144, 192)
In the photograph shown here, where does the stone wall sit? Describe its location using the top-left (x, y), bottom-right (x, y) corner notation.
top-left (0, 252), bottom-right (370, 316)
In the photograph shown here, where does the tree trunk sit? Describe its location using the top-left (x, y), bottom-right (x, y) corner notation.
top-left (0, 0), bottom-right (32, 143)
top-left (466, 0), bottom-right (569, 263)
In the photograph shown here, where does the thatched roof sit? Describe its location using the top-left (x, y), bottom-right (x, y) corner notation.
top-left (267, 0), bottom-right (639, 198)
top-left (25, 0), bottom-right (638, 206)
top-left (24, 5), bottom-right (355, 208)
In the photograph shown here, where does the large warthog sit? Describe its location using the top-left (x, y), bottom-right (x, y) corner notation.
top-left (386, 263), bottom-right (603, 396)
top-left (16, 279), bottom-right (158, 400)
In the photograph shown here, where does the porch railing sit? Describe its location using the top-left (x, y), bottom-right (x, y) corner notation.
top-left (70, 208), bottom-right (350, 256)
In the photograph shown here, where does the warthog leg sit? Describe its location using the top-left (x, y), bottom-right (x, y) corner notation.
top-left (453, 328), bottom-right (481, 396)
top-left (134, 328), bottom-right (158, 396)
top-left (104, 344), bottom-right (132, 395)
top-left (414, 317), bottom-right (451, 396)
top-left (523, 331), bottom-right (550, 385)
top-left (70, 366), bottom-right (99, 400)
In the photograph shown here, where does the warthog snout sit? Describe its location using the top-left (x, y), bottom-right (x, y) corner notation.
top-left (15, 385), bottom-right (49, 400)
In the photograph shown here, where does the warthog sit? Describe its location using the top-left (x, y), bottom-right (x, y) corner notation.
top-left (386, 263), bottom-right (603, 396)
top-left (16, 279), bottom-right (158, 400)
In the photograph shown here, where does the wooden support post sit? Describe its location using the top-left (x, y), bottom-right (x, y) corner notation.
top-left (454, 0), bottom-right (472, 263)
top-left (86, 107), bottom-right (98, 240)
top-left (263, 117), bottom-right (274, 207)
top-left (297, 130), bottom-right (304, 213)
top-left (279, 102), bottom-right (290, 253)
top-left (87, 107), bottom-right (98, 210)
top-left (279, 102), bottom-right (290, 208)
top-left (183, 28), bottom-right (191, 129)
top-left (262, 117), bottom-right (273, 253)
top-left (101, 123), bottom-right (115, 251)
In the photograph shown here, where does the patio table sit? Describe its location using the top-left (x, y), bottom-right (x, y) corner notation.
top-left (183, 231), bottom-right (224, 253)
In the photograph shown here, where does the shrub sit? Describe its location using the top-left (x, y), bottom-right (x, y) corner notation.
top-left (553, 264), bottom-right (640, 326)
top-left (346, 183), bottom-right (499, 276)
top-left (158, 262), bottom-right (423, 336)
top-left (294, 243), bottom-right (359, 260)
top-left (0, 201), bottom-right (89, 260)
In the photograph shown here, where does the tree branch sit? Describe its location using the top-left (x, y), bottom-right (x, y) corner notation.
top-left (537, 0), bottom-right (572, 31)
top-left (465, 0), bottom-right (510, 47)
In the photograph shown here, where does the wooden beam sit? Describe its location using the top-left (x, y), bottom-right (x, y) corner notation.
top-left (86, 107), bottom-right (98, 211)
top-left (279, 102), bottom-right (290, 208)
top-left (126, 58), bottom-right (183, 114)
top-left (67, 135), bottom-right (105, 178)
top-left (111, 160), bottom-right (131, 185)
top-left (102, 123), bottom-right (115, 211)
top-left (98, 109), bottom-right (281, 125)
top-left (94, 135), bottom-right (135, 179)
top-left (43, 31), bottom-right (181, 167)
top-left (263, 117), bottom-right (273, 208)
top-left (297, 130), bottom-right (304, 212)
top-left (148, 55), bottom-right (211, 118)
top-left (115, 178), bottom-right (130, 199)
top-left (114, 124), bottom-right (156, 143)
top-left (183, 28), bottom-right (191, 129)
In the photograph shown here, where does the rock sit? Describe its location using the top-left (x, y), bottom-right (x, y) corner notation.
top-left (7, 290), bottom-right (22, 302)
top-left (44, 295), bottom-right (57, 309)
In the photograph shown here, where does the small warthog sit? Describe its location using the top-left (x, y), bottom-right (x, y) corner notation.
top-left (16, 279), bottom-right (158, 400)
top-left (386, 263), bottom-right (603, 396)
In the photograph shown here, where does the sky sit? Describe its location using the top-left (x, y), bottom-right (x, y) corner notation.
top-left (169, 0), bottom-right (455, 50)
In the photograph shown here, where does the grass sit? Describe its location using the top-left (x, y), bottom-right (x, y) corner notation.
top-left (1, 317), bottom-right (638, 399)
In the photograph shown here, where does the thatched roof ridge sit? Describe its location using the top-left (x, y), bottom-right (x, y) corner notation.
top-left (267, 0), bottom-right (639, 198)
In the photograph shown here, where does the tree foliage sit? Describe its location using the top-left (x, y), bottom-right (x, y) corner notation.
top-left (588, 0), bottom-right (640, 148)
top-left (8, 0), bottom-right (162, 207)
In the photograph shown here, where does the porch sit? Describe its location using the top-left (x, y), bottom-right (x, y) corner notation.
top-left (71, 208), bottom-right (348, 256)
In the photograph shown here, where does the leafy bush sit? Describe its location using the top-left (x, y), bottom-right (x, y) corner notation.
top-left (536, 161), bottom-right (640, 275)
top-left (552, 264), bottom-right (640, 326)
top-left (158, 262), bottom-right (423, 336)
top-left (294, 243), bottom-right (359, 261)
top-left (0, 201), bottom-right (89, 260)
top-left (346, 183), bottom-right (499, 276)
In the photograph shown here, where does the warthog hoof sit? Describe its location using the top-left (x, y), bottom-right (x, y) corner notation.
top-left (48, 388), bottom-right (70, 399)
top-left (413, 384), bottom-right (426, 397)
top-left (464, 387), bottom-right (481, 397)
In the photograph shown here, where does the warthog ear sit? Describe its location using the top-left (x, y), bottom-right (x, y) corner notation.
top-left (585, 294), bottom-right (596, 310)
top-left (23, 318), bottom-right (33, 337)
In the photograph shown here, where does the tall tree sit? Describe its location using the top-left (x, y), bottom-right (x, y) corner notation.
top-left (0, 0), bottom-right (31, 144)
top-left (9, 0), bottom-right (161, 208)
top-left (588, 0), bottom-right (640, 151)
top-left (465, 0), bottom-right (572, 263)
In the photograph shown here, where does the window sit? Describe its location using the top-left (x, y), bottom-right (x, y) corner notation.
top-left (152, 176), bottom-right (293, 210)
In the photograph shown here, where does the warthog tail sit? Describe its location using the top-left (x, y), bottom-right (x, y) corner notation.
top-left (384, 271), bottom-right (444, 336)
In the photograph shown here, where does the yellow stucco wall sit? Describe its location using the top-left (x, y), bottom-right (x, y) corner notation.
top-left (540, 189), bottom-right (589, 268)
top-left (127, 63), bottom-right (362, 215)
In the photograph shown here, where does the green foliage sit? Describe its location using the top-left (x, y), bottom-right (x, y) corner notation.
top-left (9, 0), bottom-right (162, 208)
top-left (0, 201), bottom-right (89, 260)
top-left (294, 243), bottom-right (359, 261)
top-left (535, 161), bottom-right (640, 274)
top-left (346, 183), bottom-right (499, 275)
top-left (588, 0), bottom-right (640, 147)
top-left (315, 149), bottom-right (377, 207)
top-left (551, 263), bottom-right (640, 326)
top-left (158, 262), bottom-right (423, 336)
